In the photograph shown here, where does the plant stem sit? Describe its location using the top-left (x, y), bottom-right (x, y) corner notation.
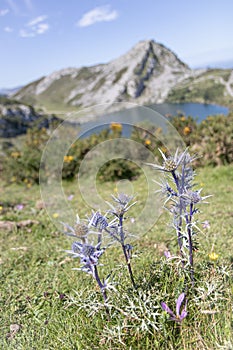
top-left (185, 204), bottom-right (194, 286)
top-left (93, 265), bottom-right (110, 318)
top-left (119, 214), bottom-right (136, 289)
top-left (172, 170), bottom-right (185, 264)
top-left (122, 243), bottom-right (136, 289)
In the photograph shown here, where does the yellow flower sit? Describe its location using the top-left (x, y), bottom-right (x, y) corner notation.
top-left (145, 139), bottom-right (151, 146)
top-left (53, 213), bottom-right (59, 218)
top-left (183, 126), bottom-right (191, 135)
top-left (208, 252), bottom-right (219, 261)
top-left (0, 206), bottom-right (3, 211)
top-left (11, 151), bottom-right (21, 158)
top-left (180, 116), bottom-right (186, 121)
top-left (110, 122), bottom-right (122, 132)
top-left (64, 155), bottom-right (74, 163)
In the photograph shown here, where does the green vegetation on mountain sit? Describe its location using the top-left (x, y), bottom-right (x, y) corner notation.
top-left (167, 69), bottom-right (233, 106)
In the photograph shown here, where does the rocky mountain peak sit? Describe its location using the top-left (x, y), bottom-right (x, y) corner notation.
top-left (12, 39), bottom-right (198, 113)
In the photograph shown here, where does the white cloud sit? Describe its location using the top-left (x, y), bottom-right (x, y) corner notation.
top-left (19, 15), bottom-right (49, 38)
top-left (36, 23), bottom-right (49, 34)
top-left (4, 26), bottom-right (13, 32)
top-left (19, 28), bottom-right (35, 37)
top-left (77, 5), bottom-right (118, 27)
top-left (27, 15), bottom-right (47, 27)
top-left (0, 8), bottom-right (9, 16)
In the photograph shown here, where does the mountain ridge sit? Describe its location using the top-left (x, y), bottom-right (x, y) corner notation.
top-left (12, 39), bottom-right (233, 114)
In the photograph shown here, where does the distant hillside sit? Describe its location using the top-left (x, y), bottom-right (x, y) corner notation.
top-left (0, 96), bottom-right (59, 138)
top-left (0, 86), bottom-right (22, 96)
top-left (13, 40), bottom-right (233, 114)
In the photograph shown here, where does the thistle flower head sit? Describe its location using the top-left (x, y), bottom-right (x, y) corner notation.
top-left (88, 211), bottom-right (109, 231)
top-left (61, 214), bottom-right (89, 241)
top-left (146, 148), bottom-right (188, 173)
top-left (181, 189), bottom-right (211, 205)
top-left (112, 193), bottom-right (133, 206)
top-left (107, 193), bottom-right (137, 217)
top-left (66, 240), bottom-right (105, 274)
top-left (161, 292), bottom-right (188, 322)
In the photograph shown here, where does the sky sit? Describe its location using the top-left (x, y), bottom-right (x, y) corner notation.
top-left (0, 0), bottom-right (233, 88)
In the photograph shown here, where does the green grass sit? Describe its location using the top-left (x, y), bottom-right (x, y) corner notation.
top-left (1, 165), bottom-right (233, 349)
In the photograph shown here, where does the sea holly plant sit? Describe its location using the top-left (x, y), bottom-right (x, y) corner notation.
top-left (105, 193), bottom-right (137, 289)
top-left (161, 292), bottom-right (188, 323)
top-left (62, 215), bottom-right (110, 316)
top-left (147, 148), bottom-right (211, 285)
top-left (62, 194), bottom-right (137, 317)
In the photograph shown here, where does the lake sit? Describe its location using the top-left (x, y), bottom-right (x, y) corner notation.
top-left (79, 102), bottom-right (229, 138)
top-left (149, 102), bottom-right (229, 122)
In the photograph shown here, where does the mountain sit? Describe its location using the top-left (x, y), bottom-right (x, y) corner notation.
top-left (0, 86), bottom-right (22, 96)
top-left (13, 40), bottom-right (233, 114)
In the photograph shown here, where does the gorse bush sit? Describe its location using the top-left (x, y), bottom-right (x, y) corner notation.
top-left (3, 127), bottom-right (50, 185)
top-left (190, 113), bottom-right (233, 166)
top-left (97, 159), bottom-right (142, 182)
top-left (1, 113), bottom-right (232, 185)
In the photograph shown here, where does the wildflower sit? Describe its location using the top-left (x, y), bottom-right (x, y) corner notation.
top-left (183, 126), bottom-right (191, 135)
top-left (145, 139), bottom-right (151, 146)
top-left (146, 148), bottom-right (188, 172)
top-left (15, 204), bottom-right (24, 211)
top-left (67, 194), bottom-right (74, 201)
top-left (64, 155), bottom-right (74, 163)
top-left (64, 233), bottom-right (109, 315)
top-left (180, 116), bottom-right (186, 121)
top-left (107, 193), bottom-right (137, 217)
top-left (164, 250), bottom-right (172, 259)
top-left (202, 220), bottom-right (210, 229)
top-left (53, 213), bottom-right (59, 218)
top-left (181, 189), bottom-right (212, 205)
top-left (0, 206), bottom-right (3, 212)
top-left (110, 122), bottom-right (122, 132)
top-left (11, 151), bottom-right (21, 158)
top-left (106, 192), bottom-right (137, 288)
top-left (62, 215), bottom-right (89, 241)
top-left (209, 252), bottom-right (219, 261)
top-left (161, 293), bottom-right (188, 322)
top-left (67, 241), bottom-right (105, 274)
top-left (88, 211), bottom-right (108, 231)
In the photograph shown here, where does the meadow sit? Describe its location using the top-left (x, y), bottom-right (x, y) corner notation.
top-left (1, 161), bottom-right (233, 350)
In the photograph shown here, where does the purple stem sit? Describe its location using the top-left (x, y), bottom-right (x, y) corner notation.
top-left (119, 214), bottom-right (136, 289)
top-left (185, 204), bottom-right (194, 286)
top-left (172, 170), bottom-right (185, 264)
top-left (93, 265), bottom-right (110, 317)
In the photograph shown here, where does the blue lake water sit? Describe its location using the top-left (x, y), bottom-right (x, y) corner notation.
top-left (79, 102), bottom-right (229, 137)
top-left (148, 102), bottom-right (229, 122)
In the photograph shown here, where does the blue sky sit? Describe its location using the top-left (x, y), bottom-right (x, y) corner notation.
top-left (1, 0), bottom-right (233, 88)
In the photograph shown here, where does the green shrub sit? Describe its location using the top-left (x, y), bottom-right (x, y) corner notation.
top-left (190, 113), bottom-right (233, 166)
top-left (97, 159), bottom-right (141, 182)
top-left (2, 127), bottom-right (50, 185)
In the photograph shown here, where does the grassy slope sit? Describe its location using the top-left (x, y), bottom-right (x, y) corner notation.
top-left (167, 69), bottom-right (233, 107)
top-left (0, 165), bottom-right (233, 349)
